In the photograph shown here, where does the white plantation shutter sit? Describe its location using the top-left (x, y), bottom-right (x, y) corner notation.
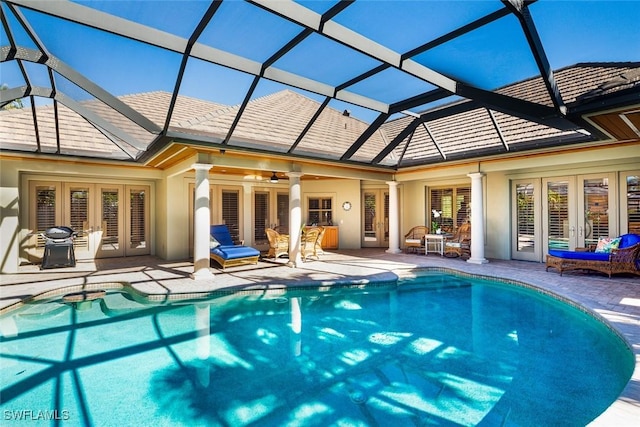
top-left (627, 175), bottom-right (640, 234)
top-left (516, 183), bottom-right (535, 252)
top-left (429, 186), bottom-right (470, 233)
top-left (129, 189), bottom-right (146, 249)
top-left (254, 192), bottom-right (269, 245)
top-left (35, 186), bottom-right (56, 248)
top-left (277, 193), bottom-right (289, 231)
top-left (70, 188), bottom-right (89, 249)
top-left (222, 190), bottom-right (240, 242)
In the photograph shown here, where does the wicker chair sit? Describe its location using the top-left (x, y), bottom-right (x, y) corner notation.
top-left (315, 226), bottom-right (327, 255)
top-left (265, 228), bottom-right (289, 259)
top-left (301, 227), bottom-right (321, 261)
top-left (444, 223), bottom-right (471, 258)
top-left (404, 225), bottom-right (429, 254)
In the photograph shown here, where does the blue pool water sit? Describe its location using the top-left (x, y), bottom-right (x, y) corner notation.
top-left (0, 271), bottom-right (633, 426)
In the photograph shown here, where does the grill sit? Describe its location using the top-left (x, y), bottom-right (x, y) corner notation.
top-left (41, 226), bottom-right (77, 269)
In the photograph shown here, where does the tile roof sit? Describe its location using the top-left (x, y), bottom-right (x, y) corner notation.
top-left (1, 62), bottom-right (638, 166)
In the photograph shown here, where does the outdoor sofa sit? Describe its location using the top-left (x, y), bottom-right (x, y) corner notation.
top-left (210, 224), bottom-right (260, 269)
top-left (545, 233), bottom-right (640, 278)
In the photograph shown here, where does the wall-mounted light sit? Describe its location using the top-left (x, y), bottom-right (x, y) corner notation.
top-left (269, 172), bottom-right (279, 183)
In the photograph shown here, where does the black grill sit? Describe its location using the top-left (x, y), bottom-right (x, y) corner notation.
top-left (41, 226), bottom-right (77, 269)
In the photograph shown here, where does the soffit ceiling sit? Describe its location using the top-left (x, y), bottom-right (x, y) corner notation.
top-left (0, 0), bottom-right (639, 170)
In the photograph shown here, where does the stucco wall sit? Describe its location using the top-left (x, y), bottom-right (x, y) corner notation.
top-left (1, 143), bottom-right (638, 271)
top-left (301, 178), bottom-right (361, 249)
top-left (1, 158), bottom-right (21, 273)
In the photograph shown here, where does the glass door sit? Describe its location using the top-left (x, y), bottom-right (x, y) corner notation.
top-left (125, 186), bottom-right (149, 256)
top-left (254, 189), bottom-right (289, 251)
top-left (622, 172), bottom-right (640, 235)
top-left (511, 180), bottom-right (541, 261)
top-left (362, 189), bottom-right (389, 247)
top-left (63, 183), bottom-right (94, 260)
top-left (543, 174), bottom-right (615, 256)
top-left (580, 175), bottom-right (616, 248)
top-left (96, 185), bottom-right (124, 258)
top-left (543, 177), bottom-right (575, 252)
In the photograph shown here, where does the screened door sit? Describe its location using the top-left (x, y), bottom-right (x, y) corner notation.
top-left (362, 189), bottom-right (389, 247)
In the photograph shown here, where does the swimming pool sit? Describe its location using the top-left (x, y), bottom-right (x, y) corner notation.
top-left (0, 270), bottom-right (633, 426)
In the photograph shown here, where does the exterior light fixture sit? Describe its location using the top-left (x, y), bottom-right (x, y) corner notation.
top-left (269, 172), bottom-right (279, 183)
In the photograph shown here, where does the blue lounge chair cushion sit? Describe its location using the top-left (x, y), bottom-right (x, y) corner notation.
top-left (548, 249), bottom-right (610, 261)
top-left (210, 224), bottom-right (236, 246)
top-left (619, 233), bottom-right (640, 249)
top-left (548, 234), bottom-right (640, 262)
top-left (211, 245), bottom-right (260, 260)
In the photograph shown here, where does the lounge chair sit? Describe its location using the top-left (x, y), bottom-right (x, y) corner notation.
top-left (265, 228), bottom-right (289, 259)
top-left (545, 233), bottom-right (640, 277)
top-left (444, 223), bottom-right (471, 258)
top-left (404, 225), bottom-right (429, 254)
top-left (210, 224), bottom-right (260, 269)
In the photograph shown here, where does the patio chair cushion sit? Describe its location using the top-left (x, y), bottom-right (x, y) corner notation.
top-left (548, 249), bottom-right (610, 262)
top-left (211, 245), bottom-right (260, 260)
top-left (594, 237), bottom-right (620, 253)
top-left (619, 233), bottom-right (640, 248)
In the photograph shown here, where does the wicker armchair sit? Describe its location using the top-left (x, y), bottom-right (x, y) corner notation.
top-left (315, 226), bottom-right (327, 255)
top-left (301, 227), bottom-right (321, 261)
top-left (265, 228), bottom-right (289, 259)
top-left (444, 223), bottom-right (471, 258)
top-left (404, 226), bottom-right (429, 253)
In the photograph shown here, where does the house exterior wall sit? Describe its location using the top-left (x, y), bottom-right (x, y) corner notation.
top-left (1, 142), bottom-right (638, 272)
top-left (302, 178), bottom-right (361, 250)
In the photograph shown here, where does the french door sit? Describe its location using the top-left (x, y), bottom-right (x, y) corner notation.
top-left (362, 189), bottom-right (389, 247)
top-left (543, 174), bottom-right (615, 253)
top-left (512, 173), bottom-right (616, 261)
top-left (254, 189), bottom-right (289, 251)
top-left (29, 181), bottom-right (150, 261)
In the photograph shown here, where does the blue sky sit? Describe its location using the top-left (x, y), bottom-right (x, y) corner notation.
top-left (2, 0), bottom-right (639, 123)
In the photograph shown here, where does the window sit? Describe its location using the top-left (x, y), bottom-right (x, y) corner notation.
top-left (429, 186), bottom-right (470, 233)
top-left (308, 197), bottom-right (333, 226)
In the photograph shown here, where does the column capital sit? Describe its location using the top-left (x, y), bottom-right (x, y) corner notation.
top-left (192, 163), bottom-right (213, 171)
top-left (467, 172), bottom-right (485, 180)
top-left (286, 171), bottom-right (304, 179)
top-left (385, 181), bottom-right (399, 187)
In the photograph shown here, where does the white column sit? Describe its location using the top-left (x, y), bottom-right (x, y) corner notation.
top-left (287, 172), bottom-right (304, 267)
top-left (467, 172), bottom-right (488, 264)
top-left (386, 181), bottom-right (402, 254)
top-left (242, 182), bottom-right (253, 246)
top-left (191, 163), bottom-right (215, 279)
